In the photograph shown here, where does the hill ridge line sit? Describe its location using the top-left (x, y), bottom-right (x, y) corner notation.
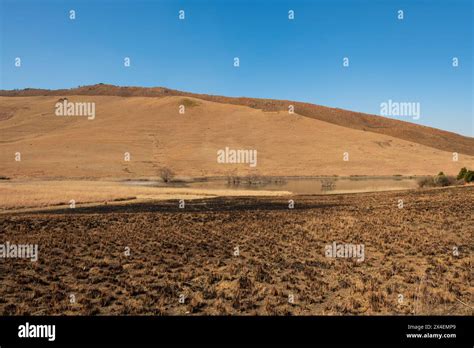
top-left (1, 83), bottom-right (472, 155)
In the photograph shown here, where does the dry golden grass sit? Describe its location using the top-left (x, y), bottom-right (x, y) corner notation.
top-left (0, 180), bottom-right (290, 211)
top-left (1, 95), bottom-right (473, 179)
top-left (2, 84), bottom-right (473, 155)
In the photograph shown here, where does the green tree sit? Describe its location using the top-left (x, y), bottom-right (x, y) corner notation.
top-left (457, 167), bottom-right (467, 180)
top-left (464, 170), bottom-right (474, 183)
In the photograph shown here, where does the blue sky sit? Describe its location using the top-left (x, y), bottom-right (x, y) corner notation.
top-left (1, 0), bottom-right (472, 135)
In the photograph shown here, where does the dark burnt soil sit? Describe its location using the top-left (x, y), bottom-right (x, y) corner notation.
top-left (0, 187), bottom-right (472, 315)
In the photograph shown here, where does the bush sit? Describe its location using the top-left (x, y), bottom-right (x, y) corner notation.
top-left (456, 167), bottom-right (474, 183)
top-left (433, 173), bottom-right (450, 187)
top-left (417, 177), bottom-right (434, 188)
top-left (418, 173), bottom-right (457, 188)
top-left (465, 170), bottom-right (474, 183)
top-left (159, 167), bottom-right (175, 183)
top-left (457, 167), bottom-right (467, 180)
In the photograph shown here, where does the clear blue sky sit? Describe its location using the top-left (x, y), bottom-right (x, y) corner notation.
top-left (1, 0), bottom-right (472, 136)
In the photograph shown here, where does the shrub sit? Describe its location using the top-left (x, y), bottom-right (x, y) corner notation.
top-left (465, 170), bottom-right (474, 183)
top-left (417, 177), bottom-right (434, 188)
top-left (418, 174), bottom-right (457, 188)
top-left (456, 167), bottom-right (474, 183)
top-left (159, 167), bottom-right (175, 183)
top-left (433, 174), bottom-right (450, 187)
top-left (457, 167), bottom-right (467, 180)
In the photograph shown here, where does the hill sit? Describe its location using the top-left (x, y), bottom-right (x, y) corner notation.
top-left (0, 85), bottom-right (473, 178)
top-left (2, 84), bottom-right (472, 156)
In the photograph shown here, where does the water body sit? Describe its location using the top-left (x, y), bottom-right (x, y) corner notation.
top-left (126, 177), bottom-right (419, 195)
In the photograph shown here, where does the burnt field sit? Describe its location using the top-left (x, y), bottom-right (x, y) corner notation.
top-left (0, 187), bottom-right (472, 315)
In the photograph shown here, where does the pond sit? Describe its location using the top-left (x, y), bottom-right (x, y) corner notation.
top-left (125, 176), bottom-right (419, 195)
